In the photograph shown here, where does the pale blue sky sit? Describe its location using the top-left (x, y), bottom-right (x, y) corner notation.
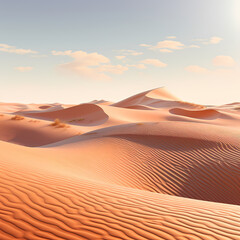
top-left (0, 0), bottom-right (239, 105)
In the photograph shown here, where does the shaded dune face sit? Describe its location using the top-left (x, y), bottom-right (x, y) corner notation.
top-left (125, 105), bottom-right (156, 110)
top-left (170, 108), bottom-right (221, 119)
top-left (0, 88), bottom-right (240, 239)
top-left (46, 128), bottom-right (240, 205)
top-left (38, 105), bottom-right (54, 109)
top-left (100, 135), bottom-right (240, 205)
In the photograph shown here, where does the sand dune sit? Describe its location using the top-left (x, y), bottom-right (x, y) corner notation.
top-left (42, 122), bottom-right (240, 205)
top-left (0, 114), bottom-right (79, 146)
top-left (113, 87), bottom-right (180, 108)
top-left (14, 88), bottom-right (240, 131)
top-left (0, 88), bottom-right (240, 239)
top-left (0, 103), bottom-right (28, 113)
top-left (21, 103), bottom-right (109, 126)
top-left (113, 87), bottom-right (204, 110)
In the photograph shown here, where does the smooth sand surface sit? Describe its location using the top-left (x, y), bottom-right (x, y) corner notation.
top-left (0, 87), bottom-right (240, 239)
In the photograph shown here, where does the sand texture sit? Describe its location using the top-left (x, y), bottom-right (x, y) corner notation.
top-left (0, 88), bottom-right (240, 239)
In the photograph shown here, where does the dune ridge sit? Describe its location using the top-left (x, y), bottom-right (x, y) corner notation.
top-left (170, 108), bottom-right (221, 119)
top-left (113, 87), bottom-right (179, 107)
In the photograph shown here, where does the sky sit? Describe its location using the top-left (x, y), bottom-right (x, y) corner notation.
top-left (0, 0), bottom-right (239, 105)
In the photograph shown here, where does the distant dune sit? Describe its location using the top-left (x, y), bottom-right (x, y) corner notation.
top-left (0, 87), bottom-right (240, 239)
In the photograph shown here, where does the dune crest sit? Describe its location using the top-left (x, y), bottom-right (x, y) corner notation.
top-left (113, 87), bottom-right (179, 107)
top-left (170, 107), bottom-right (221, 119)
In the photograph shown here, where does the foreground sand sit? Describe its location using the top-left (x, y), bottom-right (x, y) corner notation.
top-left (0, 88), bottom-right (240, 239)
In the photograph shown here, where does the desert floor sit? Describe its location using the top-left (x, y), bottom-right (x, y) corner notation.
top-left (0, 88), bottom-right (240, 239)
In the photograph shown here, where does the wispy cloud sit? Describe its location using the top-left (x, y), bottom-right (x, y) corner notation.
top-left (52, 50), bottom-right (128, 81)
top-left (208, 37), bottom-right (222, 44)
top-left (159, 49), bottom-right (173, 53)
top-left (155, 40), bottom-right (184, 49)
top-left (185, 65), bottom-right (208, 74)
top-left (185, 65), bottom-right (240, 81)
top-left (193, 36), bottom-right (222, 45)
top-left (212, 55), bottom-right (236, 67)
top-left (166, 36), bottom-right (176, 39)
top-left (141, 59), bottom-right (167, 67)
top-left (139, 44), bottom-right (151, 48)
top-left (140, 40), bottom-right (184, 53)
top-left (127, 64), bottom-right (146, 69)
top-left (189, 44), bottom-right (200, 48)
top-left (141, 36), bottom-right (222, 53)
top-left (116, 49), bottom-right (143, 56)
top-left (115, 55), bottom-right (126, 60)
top-left (0, 43), bottom-right (37, 55)
top-left (15, 66), bottom-right (33, 72)
top-left (185, 55), bottom-right (237, 75)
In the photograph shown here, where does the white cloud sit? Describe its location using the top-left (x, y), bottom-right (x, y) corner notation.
top-left (185, 55), bottom-right (238, 75)
top-left (155, 40), bottom-right (184, 49)
top-left (98, 64), bottom-right (128, 74)
top-left (209, 37), bottom-right (222, 44)
top-left (140, 36), bottom-right (221, 53)
top-left (15, 66), bottom-right (33, 72)
top-left (159, 49), bottom-right (173, 53)
top-left (127, 64), bottom-right (146, 69)
top-left (185, 65), bottom-right (208, 74)
top-left (141, 59), bottom-right (167, 67)
top-left (189, 44), bottom-right (200, 48)
top-left (52, 50), bottom-right (70, 56)
top-left (212, 55), bottom-right (236, 67)
top-left (116, 49), bottom-right (143, 56)
top-left (192, 38), bottom-right (206, 42)
top-left (52, 50), bottom-right (109, 65)
top-left (185, 64), bottom-right (240, 82)
top-left (31, 54), bottom-right (48, 58)
top-left (0, 44), bottom-right (11, 48)
top-left (131, 52), bottom-right (143, 56)
top-left (139, 44), bottom-right (151, 47)
top-left (193, 37), bottom-right (222, 45)
top-left (52, 50), bottom-right (128, 81)
top-left (0, 43), bottom-right (37, 54)
top-left (140, 40), bottom-right (184, 52)
top-left (115, 55), bottom-right (126, 60)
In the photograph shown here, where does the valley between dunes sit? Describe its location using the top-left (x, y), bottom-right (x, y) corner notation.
top-left (0, 87), bottom-right (240, 239)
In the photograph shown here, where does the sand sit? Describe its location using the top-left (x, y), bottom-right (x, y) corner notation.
top-left (0, 87), bottom-right (240, 239)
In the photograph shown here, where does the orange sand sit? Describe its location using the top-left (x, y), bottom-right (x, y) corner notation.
top-left (0, 87), bottom-right (240, 239)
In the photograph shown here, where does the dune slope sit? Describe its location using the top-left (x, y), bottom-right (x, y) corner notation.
top-left (0, 147), bottom-right (240, 240)
top-left (42, 122), bottom-right (240, 205)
